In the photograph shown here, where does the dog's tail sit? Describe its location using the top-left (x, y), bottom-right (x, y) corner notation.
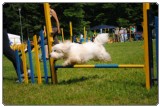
top-left (94, 33), bottom-right (109, 45)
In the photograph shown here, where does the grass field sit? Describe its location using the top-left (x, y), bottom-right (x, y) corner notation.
top-left (2, 40), bottom-right (158, 105)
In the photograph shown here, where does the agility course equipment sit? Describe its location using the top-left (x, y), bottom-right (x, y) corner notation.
top-left (155, 16), bottom-right (158, 83)
top-left (70, 21), bottom-right (73, 42)
top-left (15, 3), bottom-right (158, 90)
top-left (69, 21), bottom-right (87, 43)
top-left (84, 26), bottom-right (86, 43)
top-left (55, 64), bottom-right (144, 68)
top-left (54, 3), bottom-right (157, 89)
top-left (61, 28), bottom-right (65, 42)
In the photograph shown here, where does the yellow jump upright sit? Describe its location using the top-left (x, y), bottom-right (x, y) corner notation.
top-left (21, 43), bottom-right (28, 83)
top-left (143, 3), bottom-right (150, 90)
top-left (44, 3), bottom-right (57, 84)
top-left (70, 21), bottom-right (73, 42)
top-left (61, 28), bottom-right (64, 42)
top-left (84, 26), bottom-right (86, 43)
top-left (33, 35), bottom-right (42, 84)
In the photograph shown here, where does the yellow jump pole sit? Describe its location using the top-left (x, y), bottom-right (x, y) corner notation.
top-left (143, 3), bottom-right (150, 90)
top-left (21, 43), bottom-right (28, 84)
top-left (69, 21), bottom-right (73, 42)
top-left (94, 30), bottom-right (97, 36)
top-left (44, 26), bottom-right (47, 37)
top-left (44, 3), bottom-right (57, 84)
top-left (33, 35), bottom-right (42, 84)
top-left (84, 26), bottom-right (86, 42)
top-left (61, 28), bottom-right (64, 42)
top-left (118, 64), bottom-right (144, 68)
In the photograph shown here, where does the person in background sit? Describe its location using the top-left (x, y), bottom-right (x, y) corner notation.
top-left (3, 4), bottom-right (30, 82)
top-left (123, 28), bottom-right (128, 42)
top-left (133, 26), bottom-right (137, 40)
top-left (91, 34), bottom-right (96, 42)
top-left (3, 29), bottom-right (25, 79)
top-left (40, 5), bottom-right (61, 60)
top-left (134, 23), bottom-right (143, 41)
top-left (114, 27), bottom-right (119, 42)
top-left (130, 25), bottom-right (135, 40)
top-left (50, 6), bottom-right (61, 44)
top-left (72, 34), bottom-right (78, 43)
top-left (119, 27), bottom-right (124, 42)
top-left (80, 33), bottom-right (84, 44)
top-left (127, 28), bottom-right (130, 41)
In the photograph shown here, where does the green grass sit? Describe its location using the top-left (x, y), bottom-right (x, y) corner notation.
top-left (3, 40), bottom-right (158, 105)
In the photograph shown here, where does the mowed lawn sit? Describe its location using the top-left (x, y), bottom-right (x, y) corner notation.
top-left (2, 40), bottom-right (158, 105)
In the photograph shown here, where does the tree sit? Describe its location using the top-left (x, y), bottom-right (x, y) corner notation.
top-left (116, 18), bottom-right (129, 27)
top-left (3, 3), bottom-right (158, 41)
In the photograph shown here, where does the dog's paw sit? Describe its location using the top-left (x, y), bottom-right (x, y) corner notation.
top-left (62, 63), bottom-right (67, 67)
top-left (62, 61), bottom-right (70, 66)
top-left (62, 61), bottom-right (77, 67)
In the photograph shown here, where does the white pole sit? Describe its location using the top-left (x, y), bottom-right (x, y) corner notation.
top-left (19, 8), bottom-right (23, 43)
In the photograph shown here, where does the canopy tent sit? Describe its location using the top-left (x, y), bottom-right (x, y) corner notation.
top-left (8, 33), bottom-right (21, 45)
top-left (90, 25), bottom-right (116, 30)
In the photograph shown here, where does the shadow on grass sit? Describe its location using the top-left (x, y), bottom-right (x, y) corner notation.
top-left (3, 77), bottom-right (16, 81)
top-left (2, 75), bottom-right (147, 88)
top-left (106, 79), bottom-right (146, 88)
top-left (58, 74), bottom-right (146, 88)
top-left (58, 75), bottom-right (99, 85)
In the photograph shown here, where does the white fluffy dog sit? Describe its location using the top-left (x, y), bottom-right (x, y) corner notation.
top-left (50, 33), bottom-right (112, 66)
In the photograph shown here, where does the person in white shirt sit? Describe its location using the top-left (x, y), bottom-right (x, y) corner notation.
top-left (119, 27), bottom-right (124, 42)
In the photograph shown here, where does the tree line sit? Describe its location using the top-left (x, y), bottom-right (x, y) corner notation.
top-left (3, 3), bottom-right (158, 40)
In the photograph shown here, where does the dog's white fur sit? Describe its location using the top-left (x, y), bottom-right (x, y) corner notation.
top-left (50, 33), bottom-right (112, 66)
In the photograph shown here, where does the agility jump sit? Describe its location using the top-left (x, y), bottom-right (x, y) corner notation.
top-left (15, 3), bottom-right (158, 90)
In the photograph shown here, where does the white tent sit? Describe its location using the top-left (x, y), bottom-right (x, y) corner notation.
top-left (8, 33), bottom-right (21, 45)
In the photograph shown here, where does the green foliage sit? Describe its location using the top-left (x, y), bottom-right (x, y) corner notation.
top-left (3, 3), bottom-right (158, 40)
top-left (116, 18), bottom-right (129, 27)
top-left (87, 30), bottom-right (94, 37)
top-left (102, 4), bottom-right (115, 9)
top-left (63, 4), bottom-right (84, 18)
